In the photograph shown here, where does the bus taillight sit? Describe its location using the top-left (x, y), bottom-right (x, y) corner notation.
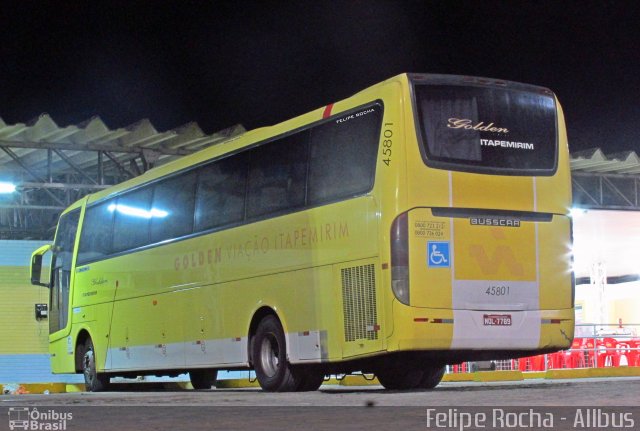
top-left (390, 212), bottom-right (410, 305)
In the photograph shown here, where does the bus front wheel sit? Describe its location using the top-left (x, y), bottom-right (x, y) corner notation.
top-left (81, 338), bottom-right (110, 392)
top-left (252, 315), bottom-right (300, 392)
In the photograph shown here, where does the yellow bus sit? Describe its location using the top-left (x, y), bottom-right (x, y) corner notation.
top-left (30, 73), bottom-right (574, 392)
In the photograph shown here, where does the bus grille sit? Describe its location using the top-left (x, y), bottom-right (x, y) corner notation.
top-left (341, 264), bottom-right (378, 342)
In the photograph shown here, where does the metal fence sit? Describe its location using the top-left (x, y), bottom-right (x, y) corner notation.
top-left (447, 323), bottom-right (640, 373)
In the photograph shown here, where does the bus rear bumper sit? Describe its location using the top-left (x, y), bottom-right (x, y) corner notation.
top-left (391, 301), bottom-right (574, 353)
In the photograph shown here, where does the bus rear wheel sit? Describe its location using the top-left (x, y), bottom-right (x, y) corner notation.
top-left (252, 315), bottom-right (301, 392)
top-left (294, 366), bottom-right (325, 392)
top-left (81, 338), bottom-right (110, 392)
top-left (417, 365), bottom-right (445, 389)
top-left (189, 369), bottom-right (218, 390)
top-left (375, 366), bottom-right (423, 390)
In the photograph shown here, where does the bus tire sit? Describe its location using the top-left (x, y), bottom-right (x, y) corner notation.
top-left (81, 338), bottom-right (110, 392)
top-left (375, 367), bottom-right (423, 390)
top-left (294, 368), bottom-right (325, 392)
top-left (252, 315), bottom-right (300, 392)
top-left (417, 365), bottom-right (445, 389)
top-left (189, 369), bottom-right (218, 390)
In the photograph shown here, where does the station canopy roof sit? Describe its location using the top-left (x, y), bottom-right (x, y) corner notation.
top-left (570, 148), bottom-right (640, 174)
top-left (0, 114), bottom-right (245, 181)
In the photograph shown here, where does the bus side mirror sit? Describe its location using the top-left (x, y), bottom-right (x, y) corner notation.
top-left (31, 245), bottom-right (52, 288)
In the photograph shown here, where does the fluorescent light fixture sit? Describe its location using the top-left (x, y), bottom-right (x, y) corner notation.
top-left (0, 182), bottom-right (16, 193)
top-left (107, 203), bottom-right (168, 219)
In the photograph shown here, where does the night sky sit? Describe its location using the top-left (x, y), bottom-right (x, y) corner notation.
top-left (1, 1), bottom-right (638, 154)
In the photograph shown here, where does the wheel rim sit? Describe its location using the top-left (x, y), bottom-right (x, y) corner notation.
top-left (84, 349), bottom-right (95, 385)
top-left (259, 333), bottom-right (280, 378)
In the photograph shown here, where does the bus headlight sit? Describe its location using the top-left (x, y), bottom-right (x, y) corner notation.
top-left (391, 212), bottom-right (410, 305)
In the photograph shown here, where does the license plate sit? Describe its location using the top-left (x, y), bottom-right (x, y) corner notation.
top-left (483, 314), bottom-right (512, 326)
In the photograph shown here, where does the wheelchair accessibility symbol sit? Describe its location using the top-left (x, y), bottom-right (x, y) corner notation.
top-left (427, 241), bottom-right (450, 268)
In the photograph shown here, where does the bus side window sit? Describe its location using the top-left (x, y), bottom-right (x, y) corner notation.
top-left (150, 172), bottom-right (197, 243)
top-left (246, 132), bottom-right (308, 219)
top-left (112, 187), bottom-right (153, 252)
top-left (78, 200), bottom-right (115, 264)
top-left (308, 105), bottom-right (381, 205)
top-left (194, 153), bottom-right (248, 231)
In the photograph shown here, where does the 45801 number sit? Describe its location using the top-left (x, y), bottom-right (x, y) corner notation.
top-left (485, 285), bottom-right (510, 296)
top-left (382, 123), bottom-right (393, 166)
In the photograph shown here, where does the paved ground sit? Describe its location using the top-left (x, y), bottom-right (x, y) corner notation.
top-left (1, 378), bottom-right (638, 430)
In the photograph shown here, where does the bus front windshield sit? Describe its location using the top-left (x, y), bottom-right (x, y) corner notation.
top-left (414, 83), bottom-right (558, 175)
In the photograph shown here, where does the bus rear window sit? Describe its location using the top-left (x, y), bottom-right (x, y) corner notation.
top-left (414, 84), bottom-right (557, 174)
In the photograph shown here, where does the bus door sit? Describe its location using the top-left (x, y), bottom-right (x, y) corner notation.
top-left (48, 209), bottom-right (81, 349)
